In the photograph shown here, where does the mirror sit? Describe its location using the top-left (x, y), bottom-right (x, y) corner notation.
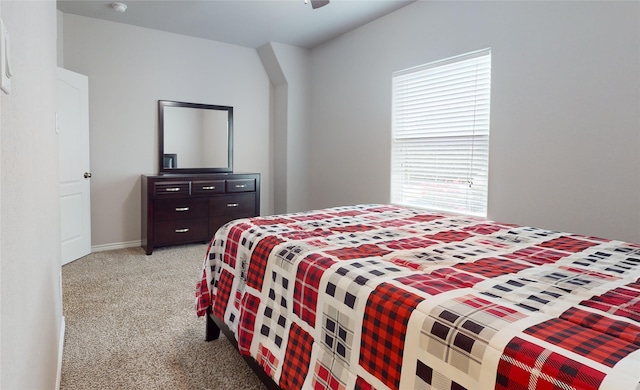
top-left (158, 100), bottom-right (233, 173)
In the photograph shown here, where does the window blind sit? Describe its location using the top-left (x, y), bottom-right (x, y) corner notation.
top-left (391, 49), bottom-right (491, 217)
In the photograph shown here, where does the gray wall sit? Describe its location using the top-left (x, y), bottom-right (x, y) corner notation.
top-left (62, 13), bottom-right (273, 248)
top-left (1, 1), bottom-right (63, 389)
top-left (258, 42), bottom-right (311, 214)
top-left (309, 0), bottom-right (640, 243)
top-left (61, 1), bottom-right (640, 247)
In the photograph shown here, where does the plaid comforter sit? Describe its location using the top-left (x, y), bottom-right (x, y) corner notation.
top-left (196, 204), bottom-right (640, 390)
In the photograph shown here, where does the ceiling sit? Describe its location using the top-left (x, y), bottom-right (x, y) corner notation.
top-left (56, 0), bottom-right (415, 49)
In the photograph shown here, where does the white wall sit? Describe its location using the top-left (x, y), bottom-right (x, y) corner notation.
top-left (62, 14), bottom-right (272, 248)
top-left (309, 0), bottom-right (640, 243)
top-left (0, 1), bottom-right (63, 389)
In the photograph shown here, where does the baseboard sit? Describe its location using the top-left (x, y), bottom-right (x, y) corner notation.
top-left (55, 316), bottom-right (66, 390)
top-left (91, 240), bottom-right (141, 253)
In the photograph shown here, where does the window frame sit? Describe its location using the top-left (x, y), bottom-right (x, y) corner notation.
top-left (390, 48), bottom-right (492, 217)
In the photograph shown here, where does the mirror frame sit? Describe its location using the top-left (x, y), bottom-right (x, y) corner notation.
top-left (158, 100), bottom-right (233, 174)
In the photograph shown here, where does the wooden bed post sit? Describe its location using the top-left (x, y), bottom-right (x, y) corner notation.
top-left (205, 307), bottom-right (221, 341)
top-left (204, 307), bottom-right (281, 389)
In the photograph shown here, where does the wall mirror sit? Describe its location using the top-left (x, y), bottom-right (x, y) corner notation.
top-left (158, 100), bottom-right (233, 173)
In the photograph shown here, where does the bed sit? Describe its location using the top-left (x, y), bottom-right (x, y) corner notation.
top-left (196, 204), bottom-right (640, 390)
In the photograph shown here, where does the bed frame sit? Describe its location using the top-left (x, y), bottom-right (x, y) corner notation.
top-left (205, 307), bottom-right (281, 390)
top-left (198, 205), bottom-right (640, 390)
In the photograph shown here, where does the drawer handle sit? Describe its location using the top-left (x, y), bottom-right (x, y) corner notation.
top-left (175, 207), bottom-right (189, 212)
top-left (165, 187), bottom-right (181, 192)
top-left (227, 203), bottom-right (239, 207)
top-left (175, 228), bottom-right (189, 233)
top-left (234, 184), bottom-right (247, 188)
top-left (202, 186), bottom-right (216, 190)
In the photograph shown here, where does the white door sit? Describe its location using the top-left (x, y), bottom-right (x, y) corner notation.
top-left (57, 67), bottom-right (91, 265)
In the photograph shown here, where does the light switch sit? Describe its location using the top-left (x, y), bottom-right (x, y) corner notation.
top-left (1, 19), bottom-right (12, 94)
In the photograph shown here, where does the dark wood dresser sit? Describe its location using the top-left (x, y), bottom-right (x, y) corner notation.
top-left (141, 173), bottom-right (260, 255)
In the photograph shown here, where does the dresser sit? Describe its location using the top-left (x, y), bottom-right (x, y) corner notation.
top-left (141, 173), bottom-right (260, 255)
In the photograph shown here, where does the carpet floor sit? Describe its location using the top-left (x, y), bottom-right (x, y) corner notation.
top-left (60, 243), bottom-right (266, 390)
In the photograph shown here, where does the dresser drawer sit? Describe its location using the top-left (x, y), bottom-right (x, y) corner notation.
top-left (192, 180), bottom-right (225, 196)
top-left (142, 173), bottom-right (260, 255)
top-left (226, 179), bottom-right (255, 193)
top-left (154, 181), bottom-right (190, 198)
top-left (210, 193), bottom-right (256, 216)
top-left (154, 198), bottom-right (207, 221)
top-left (154, 218), bottom-right (209, 245)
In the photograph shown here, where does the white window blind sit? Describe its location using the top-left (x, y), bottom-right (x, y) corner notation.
top-left (391, 49), bottom-right (491, 217)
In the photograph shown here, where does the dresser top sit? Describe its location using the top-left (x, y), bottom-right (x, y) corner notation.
top-left (143, 172), bottom-right (259, 180)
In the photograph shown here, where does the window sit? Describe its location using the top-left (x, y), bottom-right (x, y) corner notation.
top-left (391, 49), bottom-right (491, 217)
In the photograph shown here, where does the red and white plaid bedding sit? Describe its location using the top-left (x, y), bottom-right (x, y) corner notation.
top-left (196, 204), bottom-right (640, 390)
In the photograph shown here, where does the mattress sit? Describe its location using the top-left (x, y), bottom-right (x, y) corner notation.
top-left (196, 204), bottom-right (640, 389)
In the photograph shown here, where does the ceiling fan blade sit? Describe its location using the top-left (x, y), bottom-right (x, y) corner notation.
top-left (311, 0), bottom-right (330, 9)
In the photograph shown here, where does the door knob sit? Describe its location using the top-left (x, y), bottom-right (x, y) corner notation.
top-left (84, 172), bottom-right (92, 178)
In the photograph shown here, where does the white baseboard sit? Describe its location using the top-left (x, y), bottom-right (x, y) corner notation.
top-left (55, 316), bottom-right (66, 390)
top-left (91, 240), bottom-right (141, 253)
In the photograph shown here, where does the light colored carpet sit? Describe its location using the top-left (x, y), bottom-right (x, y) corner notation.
top-left (60, 243), bottom-right (266, 390)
